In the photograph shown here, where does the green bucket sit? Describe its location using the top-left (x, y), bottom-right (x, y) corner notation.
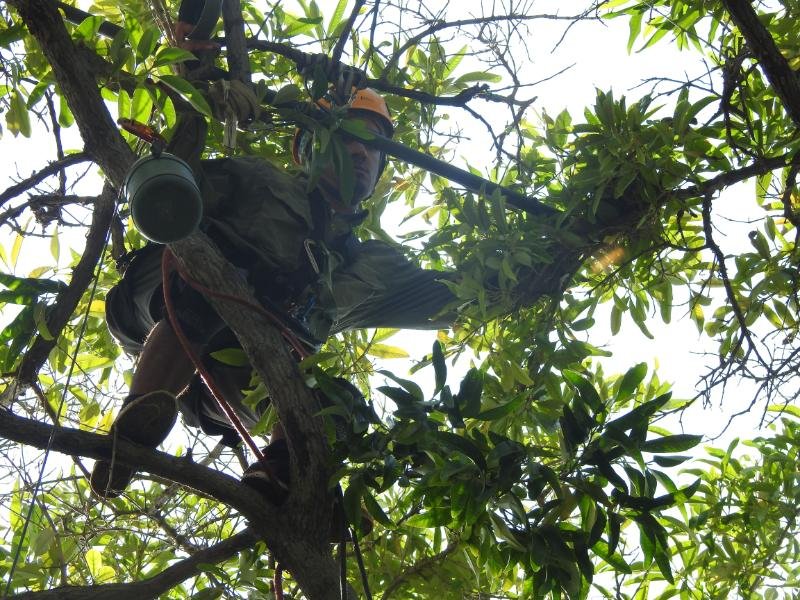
top-left (124, 152), bottom-right (202, 244)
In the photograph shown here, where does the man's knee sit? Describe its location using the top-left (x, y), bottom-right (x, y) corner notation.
top-left (161, 279), bottom-right (225, 345)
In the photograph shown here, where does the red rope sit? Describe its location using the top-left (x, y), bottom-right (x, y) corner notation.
top-left (161, 248), bottom-right (265, 462)
top-left (165, 248), bottom-right (312, 359)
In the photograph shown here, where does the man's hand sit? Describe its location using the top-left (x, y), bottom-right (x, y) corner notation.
top-left (207, 80), bottom-right (262, 123)
top-left (174, 20), bottom-right (220, 52)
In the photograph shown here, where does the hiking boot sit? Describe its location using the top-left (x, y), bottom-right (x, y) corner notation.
top-left (241, 439), bottom-right (291, 505)
top-left (90, 390), bottom-right (178, 498)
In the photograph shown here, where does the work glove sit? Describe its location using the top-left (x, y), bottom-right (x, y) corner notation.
top-left (206, 79), bottom-right (262, 123)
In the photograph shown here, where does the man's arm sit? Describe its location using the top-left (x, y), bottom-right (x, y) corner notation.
top-left (329, 239), bottom-right (458, 334)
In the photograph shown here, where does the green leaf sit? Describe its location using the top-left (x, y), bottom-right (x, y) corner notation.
top-left (593, 539), bottom-right (631, 573)
top-left (627, 10), bottom-right (643, 53)
top-left (362, 489), bottom-right (393, 528)
top-left (563, 369), bottom-right (603, 413)
top-left (153, 47), bottom-right (197, 67)
top-left (85, 548), bottom-right (104, 579)
top-left (272, 83), bottom-right (303, 106)
top-left (326, 0), bottom-right (348, 35)
top-left (616, 362), bottom-right (647, 402)
top-left (605, 392), bottom-right (672, 433)
top-left (378, 370), bottom-right (424, 402)
top-left (209, 348), bottom-right (250, 367)
top-left (74, 15), bottom-right (103, 42)
top-left (431, 341), bottom-right (446, 394)
top-left (607, 512), bottom-right (622, 555)
top-left (476, 393), bottom-right (525, 421)
top-left (58, 94), bottom-right (74, 128)
top-left (131, 86), bottom-right (153, 124)
top-left (652, 454), bottom-right (691, 467)
top-left (767, 404), bottom-right (800, 419)
top-left (455, 368), bottom-right (483, 418)
top-left (158, 75), bottom-right (212, 117)
top-left (136, 27), bottom-right (159, 62)
top-left (433, 431), bottom-right (487, 471)
top-left (0, 271), bottom-right (65, 298)
top-left (366, 343), bottom-right (409, 359)
top-left (7, 89), bottom-right (31, 137)
top-left (560, 405), bottom-right (588, 451)
top-left (454, 71), bottom-right (502, 85)
top-left (343, 475), bottom-right (365, 533)
top-left (641, 434), bottom-right (703, 453)
top-left (33, 302), bottom-right (53, 341)
top-left (1, 304), bottom-right (35, 371)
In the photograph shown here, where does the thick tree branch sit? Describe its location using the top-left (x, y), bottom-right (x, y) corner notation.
top-left (9, 528), bottom-right (259, 600)
top-left (8, 0), bottom-right (135, 187)
top-left (168, 234), bottom-right (344, 599)
top-left (0, 407), bottom-right (274, 521)
top-left (221, 0), bottom-right (251, 83)
top-left (721, 0), bottom-right (800, 127)
top-left (16, 185), bottom-right (115, 385)
top-left (0, 404), bottom-right (355, 596)
top-left (675, 152), bottom-right (800, 200)
top-left (0, 152), bottom-right (91, 209)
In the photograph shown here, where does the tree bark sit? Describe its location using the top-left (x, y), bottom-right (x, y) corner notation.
top-left (169, 234), bottom-right (343, 598)
top-left (8, 0), bottom-right (135, 187)
top-left (721, 0), bottom-right (800, 127)
top-left (16, 185), bottom-right (115, 386)
top-left (221, 0), bottom-right (251, 83)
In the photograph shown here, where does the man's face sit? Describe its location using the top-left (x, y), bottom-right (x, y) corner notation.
top-left (319, 113), bottom-right (385, 205)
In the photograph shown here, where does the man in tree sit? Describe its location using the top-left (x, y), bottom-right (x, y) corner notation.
top-left (90, 87), bottom-right (457, 499)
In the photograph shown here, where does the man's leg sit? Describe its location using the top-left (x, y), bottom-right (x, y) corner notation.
top-left (90, 319), bottom-right (199, 498)
top-left (131, 318), bottom-right (198, 395)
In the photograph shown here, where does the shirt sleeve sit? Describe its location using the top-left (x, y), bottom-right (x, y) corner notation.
top-left (328, 239), bottom-right (457, 334)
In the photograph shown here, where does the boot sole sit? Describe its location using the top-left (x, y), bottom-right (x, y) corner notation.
top-left (89, 391), bottom-right (178, 498)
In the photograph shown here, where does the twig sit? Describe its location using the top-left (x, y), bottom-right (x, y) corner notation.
top-left (0, 152), bottom-right (91, 210)
top-left (331, 0), bottom-right (366, 68)
top-left (8, 528), bottom-right (259, 600)
top-left (16, 184), bottom-right (115, 385)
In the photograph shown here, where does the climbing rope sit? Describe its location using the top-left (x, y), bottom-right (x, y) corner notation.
top-left (160, 247), bottom-right (265, 462)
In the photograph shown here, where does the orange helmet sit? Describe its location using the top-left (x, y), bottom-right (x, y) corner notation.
top-left (292, 88), bottom-right (393, 164)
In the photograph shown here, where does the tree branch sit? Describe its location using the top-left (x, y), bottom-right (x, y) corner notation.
top-left (381, 12), bottom-right (591, 77)
top-left (331, 0), bottom-right (366, 67)
top-left (721, 0), bottom-right (800, 127)
top-left (168, 233), bottom-right (343, 599)
top-left (221, 0), bottom-right (251, 83)
top-left (16, 184), bottom-right (115, 386)
top-left (675, 152), bottom-right (800, 200)
top-left (0, 152), bottom-right (91, 210)
top-left (8, 0), bottom-right (135, 187)
top-left (8, 528), bottom-right (259, 600)
top-left (0, 407), bottom-right (274, 521)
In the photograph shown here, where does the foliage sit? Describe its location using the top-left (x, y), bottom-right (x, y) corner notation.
top-left (0, 0), bottom-right (798, 598)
